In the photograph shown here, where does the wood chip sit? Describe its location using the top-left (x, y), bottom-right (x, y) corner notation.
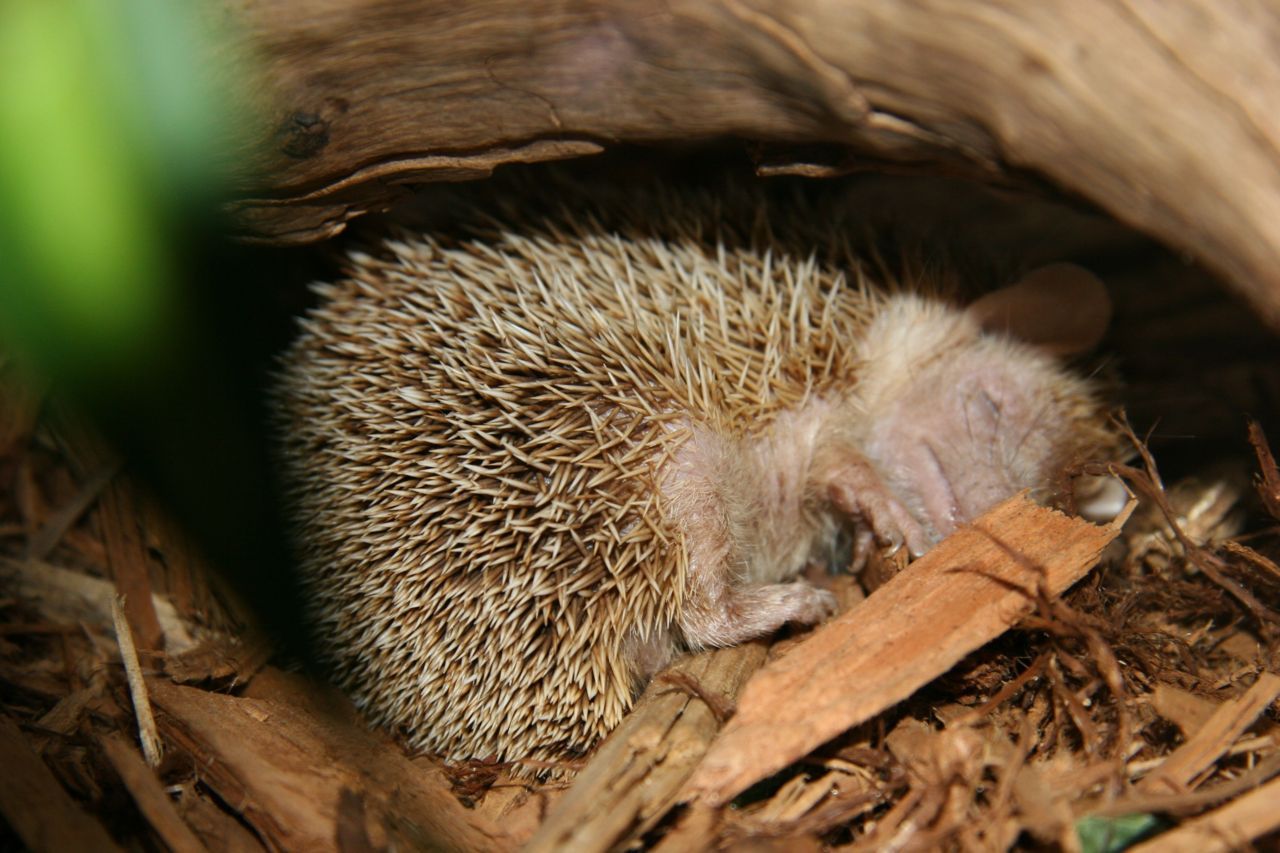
top-left (0, 715), bottom-right (122, 853)
top-left (1138, 672), bottom-right (1280, 794)
top-left (176, 785), bottom-right (267, 853)
top-left (112, 595), bottom-right (163, 768)
top-left (1149, 683), bottom-right (1220, 739)
top-left (525, 641), bottom-right (768, 853)
top-left (1248, 421), bottom-right (1280, 520)
top-left (25, 461), bottom-right (119, 562)
top-left (1129, 773), bottom-right (1280, 853)
top-left (165, 636), bottom-right (271, 686)
top-left (147, 676), bottom-right (512, 852)
top-left (100, 732), bottom-right (207, 853)
top-left (1093, 752), bottom-right (1280, 819)
top-left (1, 557), bottom-right (197, 653)
top-left (36, 683), bottom-right (104, 736)
top-left (685, 494), bottom-right (1128, 805)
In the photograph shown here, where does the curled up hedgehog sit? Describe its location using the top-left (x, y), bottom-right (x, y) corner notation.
top-left (270, 182), bottom-right (1124, 774)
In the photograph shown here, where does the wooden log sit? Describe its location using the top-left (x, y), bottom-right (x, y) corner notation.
top-left (224, 0), bottom-right (1280, 325)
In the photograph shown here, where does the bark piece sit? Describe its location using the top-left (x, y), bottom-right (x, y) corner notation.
top-left (1129, 773), bottom-right (1280, 853)
top-left (100, 732), bottom-right (207, 853)
top-left (525, 641), bottom-right (768, 853)
top-left (685, 493), bottom-right (1128, 805)
top-left (0, 716), bottom-right (122, 853)
top-left (146, 677), bottom-right (511, 852)
top-left (1138, 672), bottom-right (1280, 795)
top-left (650, 804), bottom-right (722, 853)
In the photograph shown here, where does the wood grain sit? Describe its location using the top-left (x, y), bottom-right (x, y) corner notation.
top-left (526, 641), bottom-right (768, 853)
top-left (0, 716), bottom-right (122, 853)
top-left (684, 493), bottom-right (1127, 805)
top-left (147, 676), bottom-right (512, 852)
top-left (222, 0), bottom-right (1280, 325)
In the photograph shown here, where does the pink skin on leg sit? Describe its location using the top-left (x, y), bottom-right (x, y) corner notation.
top-left (663, 432), bottom-right (837, 650)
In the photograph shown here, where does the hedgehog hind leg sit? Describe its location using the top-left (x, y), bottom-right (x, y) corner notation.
top-left (679, 577), bottom-right (838, 649)
top-left (673, 489), bottom-right (836, 648)
top-left (661, 428), bottom-right (838, 650)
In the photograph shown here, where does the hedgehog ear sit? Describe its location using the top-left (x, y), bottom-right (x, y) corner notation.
top-left (967, 263), bottom-right (1111, 357)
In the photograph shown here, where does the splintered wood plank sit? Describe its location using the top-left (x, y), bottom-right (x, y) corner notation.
top-left (526, 641), bottom-right (768, 853)
top-left (100, 733), bottom-right (207, 853)
top-left (1139, 672), bottom-right (1280, 795)
top-left (0, 716), bottom-right (123, 853)
top-left (147, 676), bottom-right (512, 853)
top-left (1130, 774), bottom-right (1280, 853)
top-left (686, 494), bottom-right (1127, 805)
top-left (176, 787), bottom-right (267, 853)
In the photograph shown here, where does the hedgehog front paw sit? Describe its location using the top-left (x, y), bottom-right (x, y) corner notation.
top-left (827, 455), bottom-right (931, 562)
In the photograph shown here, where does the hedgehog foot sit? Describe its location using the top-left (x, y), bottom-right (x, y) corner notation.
top-left (680, 579), bottom-right (837, 649)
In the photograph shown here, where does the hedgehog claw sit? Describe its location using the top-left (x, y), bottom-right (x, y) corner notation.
top-left (850, 527), bottom-right (876, 573)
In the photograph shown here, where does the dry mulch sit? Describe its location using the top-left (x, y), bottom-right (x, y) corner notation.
top-left (2, 361), bottom-right (1279, 851)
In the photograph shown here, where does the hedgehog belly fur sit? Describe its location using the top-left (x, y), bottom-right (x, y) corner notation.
top-left (271, 218), bottom-right (872, 766)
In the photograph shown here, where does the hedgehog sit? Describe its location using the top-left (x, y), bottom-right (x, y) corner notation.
top-left (269, 181), bottom-right (1122, 773)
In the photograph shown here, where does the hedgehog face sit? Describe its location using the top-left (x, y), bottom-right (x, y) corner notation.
top-left (860, 338), bottom-right (1105, 542)
top-left (852, 292), bottom-right (1116, 545)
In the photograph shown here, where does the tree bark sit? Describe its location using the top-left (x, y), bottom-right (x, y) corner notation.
top-left (226, 0), bottom-right (1280, 325)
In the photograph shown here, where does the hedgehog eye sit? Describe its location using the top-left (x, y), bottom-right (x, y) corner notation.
top-left (978, 388), bottom-right (1002, 418)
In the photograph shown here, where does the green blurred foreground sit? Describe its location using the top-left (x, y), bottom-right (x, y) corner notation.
top-left (0, 0), bottom-right (248, 383)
